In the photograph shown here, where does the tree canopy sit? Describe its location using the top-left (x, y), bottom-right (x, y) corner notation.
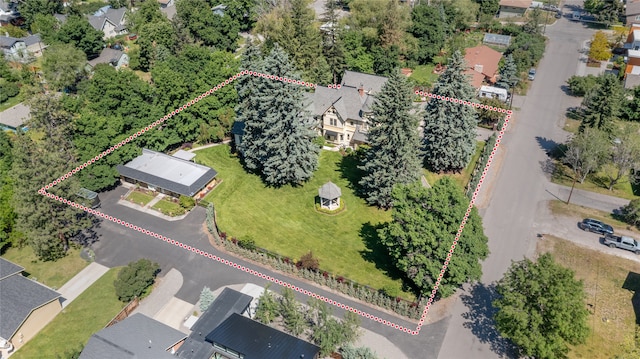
top-left (380, 178), bottom-right (489, 297)
top-left (358, 71), bottom-right (422, 209)
top-left (423, 50), bottom-right (478, 173)
top-left (41, 43), bottom-right (87, 91)
top-left (494, 254), bottom-right (589, 359)
top-left (175, 0), bottom-right (240, 52)
top-left (56, 16), bottom-right (105, 59)
top-left (580, 73), bottom-right (622, 133)
top-left (589, 31), bottom-right (611, 62)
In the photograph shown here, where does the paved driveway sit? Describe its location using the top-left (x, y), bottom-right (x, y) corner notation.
top-left (91, 187), bottom-right (449, 358)
top-left (438, 2), bottom-right (601, 358)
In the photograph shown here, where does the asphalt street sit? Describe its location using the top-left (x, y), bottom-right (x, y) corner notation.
top-left (91, 187), bottom-right (448, 358)
top-left (437, 3), bottom-right (602, 358)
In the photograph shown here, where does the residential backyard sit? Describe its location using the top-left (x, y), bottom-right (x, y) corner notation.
top-left (196, 145), bottom-right (413, 297)
top-left (0, 246), bottom-right (87, 289)
top-left (12, 267), bottom-right (124, 359)
top-left (537, 236), bottom-right (640, 359)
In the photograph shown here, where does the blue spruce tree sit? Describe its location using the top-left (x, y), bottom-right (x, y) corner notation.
top-left (359, 71), bottom-right (422, 209)
top-left (423, 50), bottom-right (477, 173)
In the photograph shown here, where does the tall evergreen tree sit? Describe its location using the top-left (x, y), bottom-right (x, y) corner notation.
top-left (423, 50), bottom-right (477, 173)
top-left (380, 178), bottom-right (489, 297)
top-left (259, 46), bottom-right (320, 186)
top-left (496, 54), bottom-right (518, 91)
top-left (580, 73), bottom-right (622, 134)
top-left (236, 43), bottom-right (267, 173)
top-left (322, 0), bottom-right (345, 84)
top-left (11, 94), bottom-right (92, 261)
top-left (0, 131), bottom-right (17, 252)
top-left (359, 71), bottom-right (422, 209)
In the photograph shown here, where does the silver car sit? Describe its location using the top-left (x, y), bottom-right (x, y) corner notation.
top-left (528, 68), bottom-right (536, 80)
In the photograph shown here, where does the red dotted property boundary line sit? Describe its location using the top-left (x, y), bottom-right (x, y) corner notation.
top-left (37, 70), bottom-right (512, 336)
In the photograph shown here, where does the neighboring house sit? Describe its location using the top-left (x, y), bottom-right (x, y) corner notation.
top-left (157, 0), bottom-right (174, 7)
top-left (79, 313), bottom-right (186, 359)
top-left (0, 34), bottom-right (46, 62)
top-left (88, 6), bottom-right (127, 39)
top-left (0, 103), bottom-right (30, 132)
top-left (498, 0), bottom-right (532, 17)
top-left (0, 258), bottom-right (61, 355)
top-left (161, 4), bottom-right (177, 20)
top-left (177, 288), bottom-right (320, 359)
top-left (625, 25), bottom-right (640, 50)
top-left (86, 47), bottom-right (129, 70)
top-left (628, 0), bottom-right (640, 25)
top-left (625, 50), bottom-right (640, 88)
top-left (0, 0), bottom-right (17, 25)
top-left (116, 148), bottom-right (218, 198)
top-left (463, 45), bottom-right (503, 89)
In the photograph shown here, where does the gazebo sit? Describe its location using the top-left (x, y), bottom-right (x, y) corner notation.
top-left (318, 181), bottom-right (341, 210)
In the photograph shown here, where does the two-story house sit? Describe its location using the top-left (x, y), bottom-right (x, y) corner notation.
top-left (0, 0), bottom-right (17, 26)
top-left (1, 34), bottom-right (47, 62)
top-left (311, 70), bottom-right (388, 147)
top-left (88, 6), bottom-right (127, 39)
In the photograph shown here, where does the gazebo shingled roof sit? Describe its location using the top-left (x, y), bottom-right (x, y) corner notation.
top-left (318, 181), bottom-right (341, 200)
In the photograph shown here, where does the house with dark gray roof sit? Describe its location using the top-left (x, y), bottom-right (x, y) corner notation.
top-left (88, 6), bottom-right (127, 39)
top-left (0, 0), bottom-right (18, 25)
top-left (0, 102), bottom-right (30, 131)
top-left (177, 288), bottom-right (319, 359)
top-left (1, 33), bottom-right (46, 62)
top-left (86, 47), bottom-right (129, 70)
top-left (0, 257), bottom-right (61, 355)
top-left (79, 313), bottom-right (186, 359)
top-left (117, 148), bottom-right (218, 198)
top-left (312, 70), bottom-right (388, 147)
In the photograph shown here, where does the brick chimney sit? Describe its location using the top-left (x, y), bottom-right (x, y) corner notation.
top-left (358, 82), bottom-right (364, 97)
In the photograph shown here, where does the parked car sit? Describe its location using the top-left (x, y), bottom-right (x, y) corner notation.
top-left (578, 218), bottom-right (614, 235)
top-left (603, 234), bottom-right (640, 254)
top-left (528, 68), bottom-right (536, 80)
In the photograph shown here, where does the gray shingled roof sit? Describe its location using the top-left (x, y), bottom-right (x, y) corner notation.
top-left (116, 148), bottom-right (218, 197)
top-left (0, 259), bottom-right (60, 341)
top-left (161, 5), bottom-right (177, 20)
top-left (0, 0), bottom-right (9, 12)
top-left (0, 35), bottom-right (19, 48)
top-left (23, 34), bottom-right (42, 47)
top-left (341, 70), bottom-right (388, 94)
top-left (79, 313), bottom-right (186, 359)
top-left (88, 7), bottom-right (126, 32)
top-left (319, 181), bottom-right (341, 200)
top-left (0, 257), bottom-right (23, 281)
top-left (87, 48), bottom-right (124, 67)
top-left (205, 313), bottom-right (320, 359)
top-left (0, 103), bottom-right (30, 129)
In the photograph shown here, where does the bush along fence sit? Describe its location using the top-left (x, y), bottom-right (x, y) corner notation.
top-left (466, 132), bottom-right (497, 200)
top-left (205, 204), bottom-right (425, 320)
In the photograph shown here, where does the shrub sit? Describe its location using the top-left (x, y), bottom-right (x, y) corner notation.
top-left (567, 74), bottom-right (601, 97)
top-left (238, 236), bottom-right (256, 251)
top-left (179, 195), bottom-right (196, 210)
top-left (380, 284), bottom-right (400, 298)
top-left (199, 286), bottom-right (216, 312)
top-left (114, 259), bottom-right (160, 302)
top-left (297, 251), bottom-right (320, 271)
top-left (621, 198), bottom-right (640, 228)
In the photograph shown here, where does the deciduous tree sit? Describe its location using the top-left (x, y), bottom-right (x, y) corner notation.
top-left (423, 50), bottom-right (478, 173)
top-left (175, 0), bottom-right (239, 52)
top-left (359, 71), bottom-right (422, 209)
top-left (602, 125), bottom-right (640, 190)
top-left (563, 127), bottom-right (609, 183)
top-left (41, 43), bottom-right (87, 91)
top-left (0, 131), bottom-right (17, 252)
top-left (18, 0), bottom-right (63, 27)
top-left (494, 254), bottom-right (589, 359)
top-left (409, 3), bottom-right (446, 65)
top-left (380, 178), bottom-right (489, 297)
top-left (589, 31), bottom-right (611, 62)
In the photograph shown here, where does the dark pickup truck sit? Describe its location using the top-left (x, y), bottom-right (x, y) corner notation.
top-left (603, 234), bottom-right (640, 254)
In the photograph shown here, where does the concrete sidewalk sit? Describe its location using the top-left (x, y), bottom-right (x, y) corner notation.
top-left (57, 262), bottom-right (109, 308)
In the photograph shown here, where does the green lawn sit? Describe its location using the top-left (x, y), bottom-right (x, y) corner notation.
top-left (152, 198), bottom-right (186, 216)
top-left (12, 268), bottom-right (124, 359)
top-left (423, 140), bottom-right (486, 189)
top-left (409, 65), bottom-right (439, 87)
top-left (126, 190), bottom-right (155, 206)
top-left (197, 146), bottom-right (416, 298)
top-left (0, 246), bottom-right (88, 289)
top-left (552, 162), bottom-right (638, 200)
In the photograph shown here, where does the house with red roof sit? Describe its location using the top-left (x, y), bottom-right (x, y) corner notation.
top-left (463, 45), bottom-right (503, 89)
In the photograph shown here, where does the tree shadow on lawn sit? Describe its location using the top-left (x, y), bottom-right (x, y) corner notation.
top-left (339, 153), bottom-right (366, 200)
top-left (461, 282), bottom-right (519, 358)
top-left (359, 221), bottom-right (415, 293)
